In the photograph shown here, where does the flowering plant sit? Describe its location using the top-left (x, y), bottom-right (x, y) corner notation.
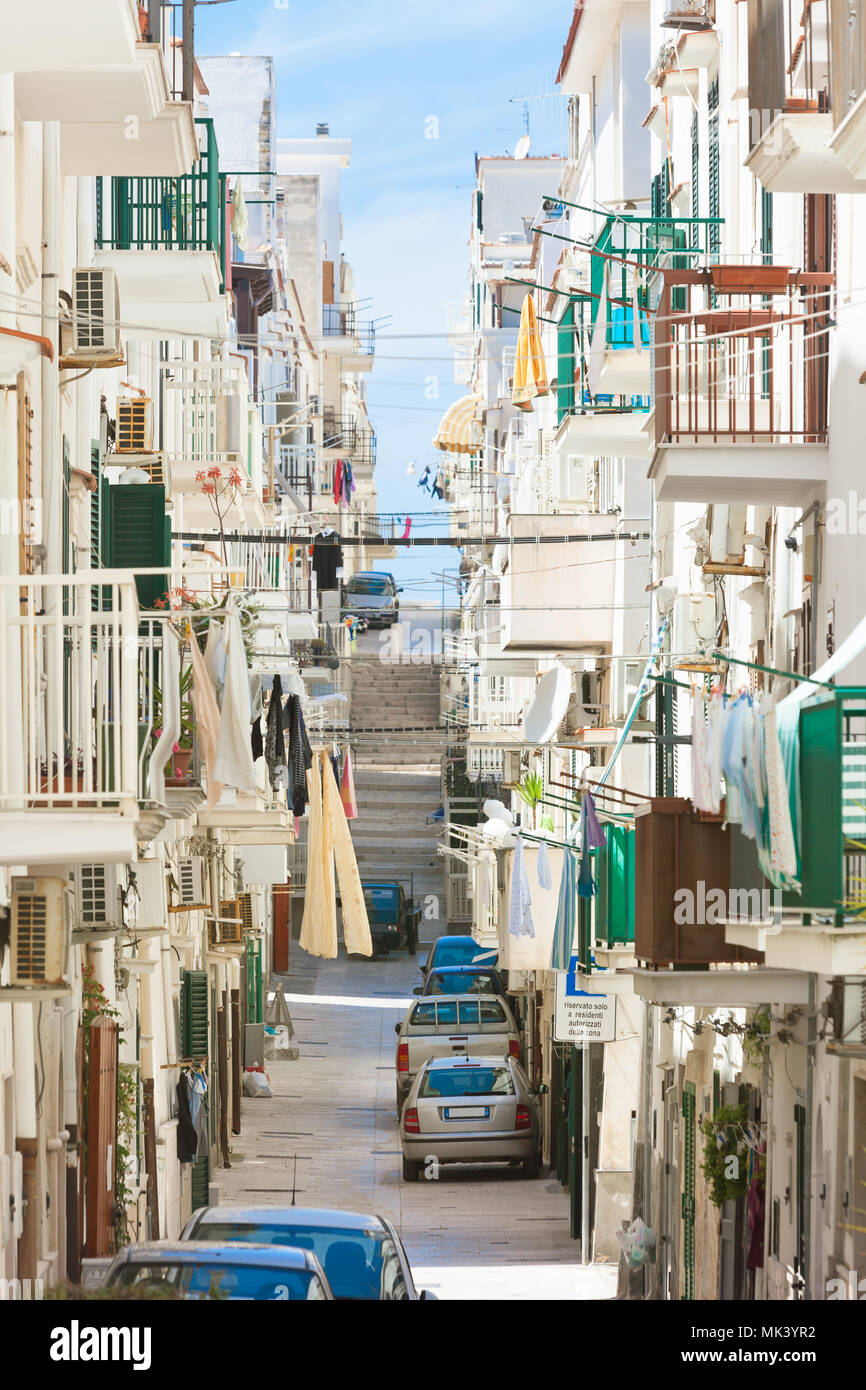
top-left (196, 465), bottom-right (244, 569)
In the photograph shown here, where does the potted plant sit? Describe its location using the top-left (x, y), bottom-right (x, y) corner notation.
top-left (516, 771), bottom-right (544, 831)
top-left (150, 666), bottom-right (196, 783)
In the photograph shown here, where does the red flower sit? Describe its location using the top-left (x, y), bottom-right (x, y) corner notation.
top-left (207, 465), bottom-right (222, 480)
top-left (228, 468), bottom-right (243, 488)
top-left (195, 470), bottom-right (207, 483)
top-left (201, 482), bottom-right (216, 495)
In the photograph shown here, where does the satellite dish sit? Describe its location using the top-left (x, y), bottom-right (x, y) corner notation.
top-left (513, 135), bottom-right (531, 160)
top-left (523, 662), bottom-right (572, 745)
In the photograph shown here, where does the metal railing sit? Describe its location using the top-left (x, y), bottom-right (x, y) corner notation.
top-left (0, 572), bottom-right (140, 810)
top-left (591, 213), bottom-right (725, 345)
top-left (278, 443), bottom-right (321, 493)
top-left (164, 357), bottom-right (251, 473)
top-left (321, 413), bottom-right (377, 466)
top-left (653, 268), bottom-right (834, 446)
top-left (95, 119), bottom-right (226, 291)
top-left (323, 305), bottom-right (376, 357)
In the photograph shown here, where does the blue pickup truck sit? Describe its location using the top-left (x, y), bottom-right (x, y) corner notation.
top-left (362, 881), bottom-right (421, 957)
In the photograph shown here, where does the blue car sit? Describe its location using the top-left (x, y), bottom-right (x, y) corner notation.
top-left (418, 965), bottom-right (505, 998)
top-left (422, 935), bottom-right (499, 980)
top-left (180, 1206), bottom-right (436, 1300)
top-left (104, 1241), bottom-right (333, 1300)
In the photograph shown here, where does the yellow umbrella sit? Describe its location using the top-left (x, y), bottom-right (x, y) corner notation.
top-left (511, 293), bottom-right (549, 412)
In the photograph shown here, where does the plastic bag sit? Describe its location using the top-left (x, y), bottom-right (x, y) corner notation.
top-left (616, 1217), bottom-right (656, 1268)
top-left (243, 1067), bottom-right (272, 1098)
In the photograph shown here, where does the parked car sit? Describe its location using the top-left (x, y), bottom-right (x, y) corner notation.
top-left (362, 880), bottom-right (421, 956)
top-left (417, 964), bottom-right (504, 998)
top-left (421, 935), bottom-right (499, 980)
top-left (180, 1206), bottom-right (435, 1300)
top-left (342, 572), bottom-right (402, 628)
top-left (395, 992), bottom-right (521, 1111)
top-left (400, 1055), bottom-right (545, 1182)
top-left (103, 1241), bottom-right (333, 1300)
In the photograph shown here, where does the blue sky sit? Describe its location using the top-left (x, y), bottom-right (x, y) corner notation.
top-left (196, 0), bottom-right (571, 596)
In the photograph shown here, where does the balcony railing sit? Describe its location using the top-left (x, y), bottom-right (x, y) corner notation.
top-left (321, 413), bottom-right (377, 467)
top-left (653, 267), bottom-right (834, 447)
top-left (278, 443), bottom-right (322, 494)
top-left (591, 213), bottom-right (725, 342)
top-left (323, 305), bottom-right (376, 357)
top-left (95, 118), bottom-right (226, 290)
top-left (164, 357), bottom-right (251, 473)
top-left (0, 572), bottom-right (140, 811)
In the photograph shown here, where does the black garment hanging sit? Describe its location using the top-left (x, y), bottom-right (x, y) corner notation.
top-left (330, 749), bottom-right (341, 785)
top-left (311, 530), bottom-right (343, 591)
top-left (285, 694), bottom-right (313, 816)
top-left (265, 674), bottom-right (288, 790)
top-left (176, 1078), bottom-right (198, 1164)
top-left (250, 714), bottom-right (264, 762)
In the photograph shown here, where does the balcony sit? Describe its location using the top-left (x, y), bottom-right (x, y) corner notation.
top-left (322, 305), bottom-right (376, 373)
top-left (649, 267), bottom-right (833, 503)
top-left (746, 0), bottom-right (866, 192)
top-left (583, 214), bottom-right (723, 397)
top-left (277, 444), bottom-right (321, 498)
top-left (321, 412), bottom-right (377, 468)
top-left (162, 357), bottom-right (255, 508)
top-left (94, 118), bottom-right (227, 336)
top-left (0, 571), bottom-right (141, 866)
top-left (556, 306), bottom-right (652, 458)
top-left (498, 513), bottom-right (620, 654)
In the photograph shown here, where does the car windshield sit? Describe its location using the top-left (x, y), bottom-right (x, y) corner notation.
top-left (348, 576), bottom-right (390, 594)
top-left (363, 887), bottom-right (399, 923)
top-left (113, 1261), bottom-right (325, 1300)
top-left (410, 1000), bottom-right (506, 1029)
top-left (427, 971), bottom-right (496, 996)
top-left (420, 1066), bottom-right (514, 1098)
top-left (432, 940), bottom-right (497, 969)
top-left (186, 1226), bottom-right (403, 1300)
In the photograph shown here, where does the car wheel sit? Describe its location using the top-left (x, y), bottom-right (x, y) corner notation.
top-left (522, 1152), bottom-right (540, 1180)
top-left (402, 1156), bottom-right (421, 1182)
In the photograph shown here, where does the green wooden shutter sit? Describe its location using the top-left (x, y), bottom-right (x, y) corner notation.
top-left (557, 300), bottom-right (576, 424)
top-left (708, 78), bottom-right (721, 260)
top-left (476, 189), bottom-right (483, 232)
top-left (682, 1082), bottom-right (696, 1300)
top-left (690, 111), bottom-right (700, 248)
top-left (104, 482), bottom-right (169, 610)
top-left (181, 969), bottom-right (210, 1208)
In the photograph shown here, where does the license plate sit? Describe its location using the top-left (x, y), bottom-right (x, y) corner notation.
top-left (446, 1106), bottom-right (489, 1120)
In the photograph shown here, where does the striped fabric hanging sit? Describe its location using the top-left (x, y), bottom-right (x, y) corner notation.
top-left (550, 847), bottom-right (578, 971)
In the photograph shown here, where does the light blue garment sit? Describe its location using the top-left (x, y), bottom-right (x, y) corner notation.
top-left (550, 848), bottom-right (578, 971)
top-left (536, 840), bottom-right (553, 891)
top-left (509, 835), bottom-right (535, 938)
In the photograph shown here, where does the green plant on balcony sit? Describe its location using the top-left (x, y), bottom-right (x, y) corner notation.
top-left (516, 772), bottom-right (544, 829)
top-left (700, 1103), bottom-right (753, 1207)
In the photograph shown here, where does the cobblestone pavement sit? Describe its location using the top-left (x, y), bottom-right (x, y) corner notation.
top-left (216, 943), bottom-right (617, 1301)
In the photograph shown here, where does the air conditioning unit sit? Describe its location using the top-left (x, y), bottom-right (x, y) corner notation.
top-left (177, 857), bottom-right (207, 908)
top-left (9, 877), bottom-right (69, 988)
top-left (210, 897), bottom-right (243, 946)
top-left (116, 397), bottom-right (154, 454)
top-left (827, 977), bottom-right (866, 1057)
top-left (116, 451), bottom-right (170, 490)
top-left (131, 860), bottom-right (167, 932)
top-left (672, 591), bottom-right (717, 661)
top-left (564, 670), bottom-right (603, 732)
top-left (217, 393), bottom-right (242, 457)
top-left (73, 864), bottom-right (122, 935)
top-left (610, 660), bottom-right (648, 724)
top-left (68, 267), bottom-right (121, 362)
top-left (554, 453), bottom-right (591, 504)
top-left (236, 891), bottom-right (257, 934)
top-left (502, 750), bottom-right (522, 786)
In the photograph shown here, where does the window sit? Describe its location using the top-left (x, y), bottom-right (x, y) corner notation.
top-left (379, 1239), bottom-right (409, 1301)
top-left (113, 1261), bottom-right (323, 1300)
top-left (410, 1002), bottom-right (437, 1028)
top-left (420, 1065), bottom-right (514, 1098)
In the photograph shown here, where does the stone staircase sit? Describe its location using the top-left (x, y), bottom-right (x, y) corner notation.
top-left (349, 659), bottom-right (446, 939)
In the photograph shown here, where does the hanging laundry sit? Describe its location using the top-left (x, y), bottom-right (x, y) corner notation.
top-left (417, 464), bottom-right (431, 493)
top-left (586, 261), bottom-right (609, 398)
top-left (264, 673), bottom-right (288, 791)
top-left (431, 469), bottom-right (446, 500)
top-left (511, 293), bottom-right (549, 411)
top-left (311, 529), bottom-right (344, 590)
top-left (250, 713), bottom-right (264, 762)
top-left (508, 835), bottom-right (535, 938)
top-left (188, 624), bottom-right (223, 810)
top-left (333, 459), bottom-right (343, 507)
top-left (581, 791), bottom-right (607, 850)
top-left (175, 1077), bottom-right (199, 1164)
top-left (300, 751), bottom-right (372, 958)
top-left (577, 843), bottom-right (595, 899)
top-left (341, 459), bottom-right (355, 507)
top-left (550, 848), bottom-right (578, 970)
top-left (284, 694), bottom-right (313, 817)
top-left (691, 690), bottom-right (716, 813)
top-left (211, 609), bottom-right (257, 793)
top-left (340, 746), bottom-right (358, 819)
top-left (330, 745), bottom-right (341, 786)
top-left (401, 516), bottom-right (412, 540)
top-left (760, 701), bottom-right (799, 889)
top-left (204, 618), bottom-right (226, 699)
top-left (536, 839), bottom-right (553, 891)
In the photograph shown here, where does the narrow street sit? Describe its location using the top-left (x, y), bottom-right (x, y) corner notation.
top-left (217, 944), bottom-right (617, 1301)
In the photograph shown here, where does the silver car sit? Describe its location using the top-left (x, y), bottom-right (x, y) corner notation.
top-left (400, 1055), bottom-right (544, 1182)
top-left (395, 993), bottom-right (522, 1111)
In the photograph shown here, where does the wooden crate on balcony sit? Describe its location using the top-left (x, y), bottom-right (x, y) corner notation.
top-left (634, 798), bottom-right (764, 966)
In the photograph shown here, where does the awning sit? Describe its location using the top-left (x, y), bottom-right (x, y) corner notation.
top-left (432, 393), bottom-right (483, 454)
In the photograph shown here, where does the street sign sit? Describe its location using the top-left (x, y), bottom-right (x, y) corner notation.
top-left (554, 969), bottom-right (616, 1043)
